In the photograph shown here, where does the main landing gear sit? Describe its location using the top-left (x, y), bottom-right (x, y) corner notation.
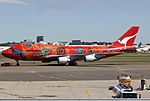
top-left (68, 61), bottom-right (78, 66)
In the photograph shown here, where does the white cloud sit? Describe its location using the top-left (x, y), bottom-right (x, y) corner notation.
top-left (0, 0), bottom-right (26, 4)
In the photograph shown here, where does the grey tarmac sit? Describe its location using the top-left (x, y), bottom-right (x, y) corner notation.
top-left (0, 60), bottom-right (150, 99)
top-left (0, 63), bottom-right (150, 81)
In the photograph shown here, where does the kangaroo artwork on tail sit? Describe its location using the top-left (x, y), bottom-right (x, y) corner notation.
top-left (1, 26), bottom-right (140, 66)
top-left (112, 26), bottom-right (139, 49)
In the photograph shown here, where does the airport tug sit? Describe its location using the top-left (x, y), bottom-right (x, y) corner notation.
top-left (109, 74), bottom-right (137, 98)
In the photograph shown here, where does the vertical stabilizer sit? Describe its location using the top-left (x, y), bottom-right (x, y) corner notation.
top-left (112, 26), bottom-right (139, 49)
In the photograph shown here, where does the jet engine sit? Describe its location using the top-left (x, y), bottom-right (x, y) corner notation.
top-left (84, 54), bottom-right (97, 62)
top-left (57, 57), bottom-right (70, 64)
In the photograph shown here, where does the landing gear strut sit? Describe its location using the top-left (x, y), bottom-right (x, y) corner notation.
top-left (68, 61), bottom-right (78, 66)
top-left (16, 60), bottom-right (20, 66)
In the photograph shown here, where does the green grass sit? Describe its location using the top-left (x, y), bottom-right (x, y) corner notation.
top-left (0, 54), bottom-right (6, 59)
top-left (0, 54), bottom-right (12, 61)
top-left (107, 53), bottom-right (150, 59)
top-left (80, 61), bottom-right (150, 65)
top-left (0, 54), bottom-right (4, 58)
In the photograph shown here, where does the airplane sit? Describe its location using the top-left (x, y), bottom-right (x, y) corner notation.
top-left (1, 26), bottom-right (139, 66)
top-left (136, 42), bottom-right (150, 53)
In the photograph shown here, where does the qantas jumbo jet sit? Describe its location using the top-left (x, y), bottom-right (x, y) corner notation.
top-left (1, 26), bottom-right (139, 66)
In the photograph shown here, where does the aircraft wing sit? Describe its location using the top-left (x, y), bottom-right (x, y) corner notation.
top-left (68, 52), bottom-right (123, 61)
top-left (94, 52), bottom-right (123, 58)
top-left (45, 54), bottom-right (84, 61)
top-left (46, 55), bottom-right (63, 58)
top-left (45, 52), bottom-right (123, 61)
top-left (95, 52), bottom-right (123, 55)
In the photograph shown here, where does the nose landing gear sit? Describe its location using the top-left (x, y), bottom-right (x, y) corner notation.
top-left (16, 60), bottom-right (20, 66)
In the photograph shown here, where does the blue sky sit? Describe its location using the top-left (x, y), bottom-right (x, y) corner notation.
top-left (0, 0), bottom-right (149, 43)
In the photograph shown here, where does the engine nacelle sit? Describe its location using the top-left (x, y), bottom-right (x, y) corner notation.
top-left (84, 54), bottom-right (97, 62)
top-left (57, 57), bottom-right (70, 64)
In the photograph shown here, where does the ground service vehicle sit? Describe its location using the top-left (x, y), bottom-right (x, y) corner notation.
top-left (112, 84), bottom-right (137, 98)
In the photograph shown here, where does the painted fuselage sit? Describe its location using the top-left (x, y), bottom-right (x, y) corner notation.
top-left (2, 43), bottom-right (111, 61)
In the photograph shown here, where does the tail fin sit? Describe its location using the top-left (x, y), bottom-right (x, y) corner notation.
top-left (138, 42), bottom-right (142, 48)
top-left (111, 26), bottom-right (140, 49)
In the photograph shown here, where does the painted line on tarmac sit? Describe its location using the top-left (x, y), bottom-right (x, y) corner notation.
top-left (85, 88), bottom-right (91, 98)
top-left (67, 81), bottom-right (76, 98)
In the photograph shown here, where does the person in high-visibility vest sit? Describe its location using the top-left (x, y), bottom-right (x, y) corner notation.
top-left (141, 75), bottom-right (146, 90)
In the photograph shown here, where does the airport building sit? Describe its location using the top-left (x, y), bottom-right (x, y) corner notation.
top-left (37, 36), bottom-right (44, 43)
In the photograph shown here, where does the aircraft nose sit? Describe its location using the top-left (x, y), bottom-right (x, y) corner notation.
top-left (1, 48), bottom-right (13, 58)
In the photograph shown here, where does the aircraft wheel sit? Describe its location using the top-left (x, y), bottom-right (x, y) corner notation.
top-left (68, 61), bottom-right (78, 66)
top-left (16, 60), bottom-right (20, 66)
top-left (60, 64), bottom-right (67, 66)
